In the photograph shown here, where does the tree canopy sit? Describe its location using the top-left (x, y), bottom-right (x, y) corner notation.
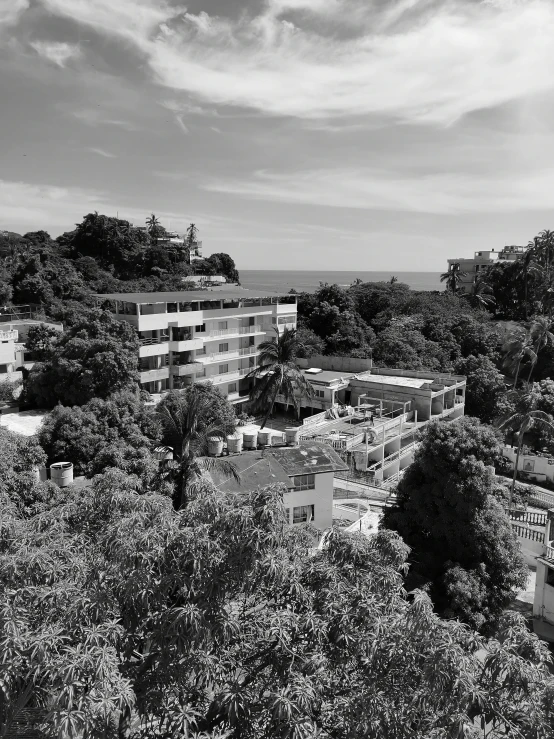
top-left (23, 308), bottom-right (140, 408)
top-left (382, 417), bottom-right (528, 630)
top-left (1, 463), bottom-right (553, 739)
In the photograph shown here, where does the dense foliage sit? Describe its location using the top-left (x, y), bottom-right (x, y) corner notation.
top-left (0, 214), bottom-right (239, 313)
top-left (1, 443), bottom-right (553, 738)
top-left (22, 308), bottom-right (140, 408)
top-left (382, 418), bottom-right (528, 630)
top-left (38, 390), bottom-right (161, 478)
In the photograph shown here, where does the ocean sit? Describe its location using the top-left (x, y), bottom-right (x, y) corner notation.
top-left (239, 270), bottom-right (443, 293)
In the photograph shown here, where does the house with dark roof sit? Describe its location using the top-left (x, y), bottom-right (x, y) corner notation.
top-left (205, 441), bottom-right (347, 530)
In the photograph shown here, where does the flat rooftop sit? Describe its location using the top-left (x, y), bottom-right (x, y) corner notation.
top-left (95, 287), bottom-right (294, 303)
top-left (303, 369), bottom-right (357, 385)
top-left (354, 373), bottom-right (430, 389)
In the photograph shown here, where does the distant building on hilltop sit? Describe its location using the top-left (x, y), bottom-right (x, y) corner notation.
top-left (446, 245), bottom-right (527, 293)
top-left (134, 226), bottom-right (203, 261)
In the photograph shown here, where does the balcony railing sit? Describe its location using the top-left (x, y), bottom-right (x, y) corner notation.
top-left (0, 330), bottom-right (18, 341)
top-left (197, 367), bottom-right (254, 385)
top-left (140, 335), bottom-right (169, 346)
top-left (207, 325), bottom-right (263, 338)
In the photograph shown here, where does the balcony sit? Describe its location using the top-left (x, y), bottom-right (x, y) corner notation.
top-left (206, 325), bottom-right (264, 339)
top-left (140, 368), bottom-right (170, 383)
top-left (169, 338), bottom-right (204, 352)
top-left (170, 362), bottom-right (201, 377)
top-left (196, 346), bottom-right (260, 364)
top-left (197, 367), bottom-right (252, 386)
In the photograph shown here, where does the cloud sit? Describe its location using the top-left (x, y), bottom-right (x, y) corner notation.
top-left (30, 40), bottom-right (81, 67)
top-left (0, 0), bottom-right (28, 27)
top-left (35, 0), bottom-right (554, 126)
top-left (72, 109), bottom-right (137, 130)
top-left (203, 166), bottom-right (554, 215)
top-left (88, 147), bottom-right (117, 158)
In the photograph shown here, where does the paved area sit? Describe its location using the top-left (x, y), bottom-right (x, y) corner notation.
top-left (0, 410), bottom-right (47, 436)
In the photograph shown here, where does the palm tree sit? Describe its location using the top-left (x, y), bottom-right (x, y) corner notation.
top-left (248, 327), bottom-right (314, 428)
top-left (146, 214), bottom-right (163, 240)
top-left (521, 242), bottom-right (541, 320)
top-left (501, 330), bottom-right (537, 387)
top-left (157, 388), bottom-right (239, 510)
top-left (440, 263), bottom-right (467, 293)
top-left (185, 223), bottom-right (199, 264)
top-left (462, 278), bottom-right (495, 310)
top-left (527, 315), bottom-right (554, 381)
top-left (497, 392), bottom-right (554, 508)
top-left (389, 275), bottom-right (398, 284)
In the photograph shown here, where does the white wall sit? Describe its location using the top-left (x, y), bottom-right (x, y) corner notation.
top-left (534, 561), bottom-right (554, 623)
top-left (283, 471), bottom-right (334, 531)
top-left (297, 355), bottom-right (372, 373)
top-left (502, 446), bottom-right (554, 484)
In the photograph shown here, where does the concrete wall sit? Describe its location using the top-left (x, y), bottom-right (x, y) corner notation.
top-left (534, 561), bottom-right (554, 623)
top-left (297, 355), bottom-right (372, 373)
top-left (283, 471), bottom-right (333, 530)
top-left (502, 446), bottom-right (554, 484)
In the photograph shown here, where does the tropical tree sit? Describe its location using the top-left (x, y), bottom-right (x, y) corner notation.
top-left (462, 277), bottom-right (495, 311)
top-left (440, 262), bottom-right (467, 293)
top-left (145, 213), bottom-right (165, 241)
top-left (185, 222), bottom-right (199, 264)
top-left (156, 385), bottom-right (238, 509)
top-left (497, 389), bottom-right (554, 508)
top-left (501, 329), bottom-right (537, 387)
top-left (389, 275), bottom-right (398, 284)
top-left (382, 417), bottom-right (527, 630)
top-left (521, 242), bottom-right (541, 319)
top-left (527, 315), bottom-right (554, 380)
top-left (248, 327), bottom-right (314, 428)
top-left (2, 466), bottom-right (554, 739)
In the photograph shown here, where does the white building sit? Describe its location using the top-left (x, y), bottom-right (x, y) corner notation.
top-left (95, 289), bottom-right (297, 408)
top-left (0, 327), bottom-right (20, 376)
top-left (447, 245), bottom-right (527, 293)
top-left (206, 441), bottom-right (348, 531)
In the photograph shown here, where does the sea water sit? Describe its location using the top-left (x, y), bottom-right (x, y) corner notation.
top-left (239, 270), bottom-right (443, 293)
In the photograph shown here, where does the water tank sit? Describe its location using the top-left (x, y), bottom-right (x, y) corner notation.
top-left (50, 462), bottom-right (74, 488)
top-left (243, 432), bottom-right (257, 450)
top-left (285, 428), bottom-right (300, 446)
top-left (227, 434), bottom-right (243, 454)
top-left (207, 437), bottom-right (224, 457)
top-left (258, 430), bottom-right (272, 447)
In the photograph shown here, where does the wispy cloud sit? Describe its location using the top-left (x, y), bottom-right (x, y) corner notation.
top-left (203, 166), bottom-right (554, 215)
top-left (88, 147), bottom-right (117, 158)
top-left (73, 109), bottom-right (138, 130)
top-left (36, 0), bottom-right (554, 126)
top-left (30, 40), bottom-right (81, 67)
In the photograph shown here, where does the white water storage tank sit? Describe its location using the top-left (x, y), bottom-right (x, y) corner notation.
top-left (207, 437), bottom-right (224, 457)
top-left (258, 430), bottom-right (272, 447)
top-left (243, 432), bottom-right (257, 450)
top-left (50, 462), bottom-right (74, 488)
top-left (285, 428), bottom-right (300, 446)
top-left (227, 434), bottom-right (243, 454)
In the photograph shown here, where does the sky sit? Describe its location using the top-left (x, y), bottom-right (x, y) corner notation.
top-left (1, 0), bottom-right (554, 271)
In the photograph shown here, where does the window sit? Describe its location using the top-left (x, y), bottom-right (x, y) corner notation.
top-left (195, 324), bottom-right (206, 333)
top-left (278, 315), bottom-right (296, 325)
top-left (314, 389), bottom-right (325, 398)
top-left (523, 459), bottom-right (535, 472)
top-left (218, 321), bottom-right (228, 330)
top-left (167, 302), bottom-right (178, 313)
top-left (218, 343), bottom-right (229, 353)
top-left (292, 474), bottom-right (315, 491)
top-left (285, 508), bottom-right (291, 523)
top-left (218, 363), bottom-right (229, 374)
top-left (293, 505), bottom-right (315, 524)
top-left (228, 383), bottom-right (237, 394)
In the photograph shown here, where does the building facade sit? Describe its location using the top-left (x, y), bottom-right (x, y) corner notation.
top-left (95, 289), bottom-right (297, 406)
top-left (206, 442), bottom-right (347, 531)
top-left (447, 245), bottom-right (527, 293)
top-left (296, 366), bottom-right (466, 487)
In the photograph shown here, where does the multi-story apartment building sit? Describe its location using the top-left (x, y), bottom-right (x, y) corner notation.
top-left (447, 245), bottom-right (527, 292)
top-left (295, 366), bottom-right (466, 487)
top-left (95, 289), bottom-right (297, 406)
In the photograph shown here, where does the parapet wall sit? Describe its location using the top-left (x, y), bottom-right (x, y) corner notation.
top-left (297, 355), bottom-right (373, 373)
